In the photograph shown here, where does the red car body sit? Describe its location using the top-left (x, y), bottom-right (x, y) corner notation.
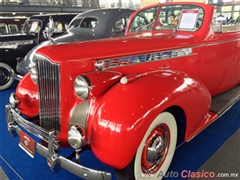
top-left (6, 2), bottom-right (240, 180)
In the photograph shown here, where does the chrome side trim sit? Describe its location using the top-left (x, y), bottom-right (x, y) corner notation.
top-left (95, 47), bottom-right (194, 71)
top-left (5, 104), bottom-right (112, 180)
top-left (205, 37), bottom-right (240, 46)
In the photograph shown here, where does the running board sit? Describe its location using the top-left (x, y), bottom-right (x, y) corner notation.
top-left (210, 85), bottom-right (240, 115)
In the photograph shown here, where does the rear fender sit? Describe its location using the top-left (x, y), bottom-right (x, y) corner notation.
top-left (88, 70), bottom-right (211, 169)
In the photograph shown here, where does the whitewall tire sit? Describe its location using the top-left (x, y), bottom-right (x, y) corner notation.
top-left (115, 112), bottom-right (177, 180)
top-left (0, 63), bottom-right (15, 90)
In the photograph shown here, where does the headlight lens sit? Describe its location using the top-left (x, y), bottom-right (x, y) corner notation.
top-left (74, 75), bottom-right (90, 100)
top-left (68, 126), bottom-right (84, 149)
top-left (29, 65), bottom-right (38, 84)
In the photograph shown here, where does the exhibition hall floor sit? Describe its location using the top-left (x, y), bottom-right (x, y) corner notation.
top-left (1, 83), bottom-right (239, 180)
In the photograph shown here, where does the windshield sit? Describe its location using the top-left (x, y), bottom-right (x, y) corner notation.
top-left (22, 20), bottom-right (42, 34)
top-left (129, 4), bottom-right (204, 32)
top-left (129, 6), bottom-right (159, 32)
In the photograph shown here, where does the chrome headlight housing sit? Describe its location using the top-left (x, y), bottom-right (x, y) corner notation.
top-left (74, 75), bottom-right (91, 100)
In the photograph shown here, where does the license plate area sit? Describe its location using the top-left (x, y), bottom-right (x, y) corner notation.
top-left (19, 130), bottom-right (35, 158)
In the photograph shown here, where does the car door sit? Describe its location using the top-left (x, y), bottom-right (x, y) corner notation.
top-left (199, 30), bottom-right (240, 95)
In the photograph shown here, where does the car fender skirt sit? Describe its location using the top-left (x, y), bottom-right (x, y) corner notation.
top-left (89, 70), bottom-right (211, 169)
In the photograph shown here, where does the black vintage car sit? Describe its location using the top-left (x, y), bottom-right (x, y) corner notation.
top-left (15, 8), bottom-right (135, 80)
top-left (0, 17), bottom-right (27, 35)
top-left (0, 13), bottom-right (77, 90)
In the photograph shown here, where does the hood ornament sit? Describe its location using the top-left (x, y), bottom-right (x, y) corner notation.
top-left (43, 16), bottom-right (55, 44)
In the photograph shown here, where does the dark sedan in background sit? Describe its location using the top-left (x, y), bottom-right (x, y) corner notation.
top-left (15, 8), bottom-right (135, 79)
top-left (0, 17), bottom-right (27, 35)
top-left (0, 13), bottom-right (77, 90)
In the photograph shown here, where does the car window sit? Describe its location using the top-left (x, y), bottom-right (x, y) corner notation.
top-left (112, 17), bottom-right (126, 32)
top-left (69, 17), bottom-right (83, 29)
top-left (8, 24), bottom-right (18, 34)
top-left (129, 6), bottom-right (159, 32)
top-left (23, 20), bottom-right (42, 34)
top-left (80, 17), bottom-right (97, 28)
top-left (0, 23), bottom-right (8, 34)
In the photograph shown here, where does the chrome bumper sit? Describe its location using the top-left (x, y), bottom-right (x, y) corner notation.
top-left (5, 104), bottom-right (112, 180)
top-left (10, 69), bottom-right (23, 81)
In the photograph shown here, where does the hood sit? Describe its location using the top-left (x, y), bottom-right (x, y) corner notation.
top-left (36, 32), bottom-right (199, 65)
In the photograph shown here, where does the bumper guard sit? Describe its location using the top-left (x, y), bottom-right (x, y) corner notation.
top-left (5, 104), bottom-right (112, 180)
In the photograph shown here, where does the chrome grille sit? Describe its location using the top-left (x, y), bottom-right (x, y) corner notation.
top-left (37, 58), bottom-right (60, 132)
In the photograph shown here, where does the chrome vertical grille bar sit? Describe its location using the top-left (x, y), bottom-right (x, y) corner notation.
top-left (37, 58), bottom-right (60, 132)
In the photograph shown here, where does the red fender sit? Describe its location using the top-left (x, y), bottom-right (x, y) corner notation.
top-left (87, 70), bottom-right (211, 169)
top-left (15, 73), bottom-right (39, 117)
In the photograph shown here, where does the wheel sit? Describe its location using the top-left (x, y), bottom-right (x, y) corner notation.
top-left (0, 62), bottom-right (15, 90)
top-left (114, 112), bottom-right (177, 180)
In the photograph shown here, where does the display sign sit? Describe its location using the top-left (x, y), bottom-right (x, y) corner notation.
top-left (19, 130), bottom-right (35, 158)
top-left (30, 21), bottom-right (39, 32)
top-left (178, 9), bottom-right (199, 31)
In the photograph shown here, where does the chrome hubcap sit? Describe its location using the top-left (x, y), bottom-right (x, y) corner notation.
top-left (147, 135), bottom-right (165, 163)
top-left (142, 124), bottom-right (169, 174)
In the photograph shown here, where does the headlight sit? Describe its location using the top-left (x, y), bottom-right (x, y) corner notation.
top-left (29, 65), bottom-right (38, 84)
top-left (68, 126), bottom-right (84, 149)
top-left (74, 75), bottom-right (91, 100)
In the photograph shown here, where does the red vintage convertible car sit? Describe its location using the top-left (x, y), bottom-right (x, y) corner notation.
top-left (5, 2), bottom-right (240, 180)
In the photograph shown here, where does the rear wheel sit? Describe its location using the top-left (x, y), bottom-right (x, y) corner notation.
top-left (0, 63), bottom-right (15, 90)
top-left (115, 112), bottom-right (177, 180)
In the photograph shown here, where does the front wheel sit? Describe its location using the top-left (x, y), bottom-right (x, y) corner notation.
top-left (115, 112), bottom-right (177, 180)
top-left (0, 63), bottom-right (15, 91)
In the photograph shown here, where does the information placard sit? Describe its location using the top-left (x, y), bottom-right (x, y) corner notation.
top-left (178, 9), bottom-right (199, 31)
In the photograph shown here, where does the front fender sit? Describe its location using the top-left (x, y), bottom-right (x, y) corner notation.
top-left (89, 70), bottom-right (211, 169)
top-left (15, 73), bottom-right (39, 117)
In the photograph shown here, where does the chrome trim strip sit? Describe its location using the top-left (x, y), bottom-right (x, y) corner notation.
top-left (95, 47), bottom-right (194, 71)
top-left (205, 37), bottom-right (240, 46)
top-left (5, 104), bottom-right (112, 180)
